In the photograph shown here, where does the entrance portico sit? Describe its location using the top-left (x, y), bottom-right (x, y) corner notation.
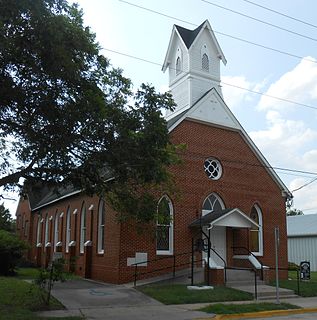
top-left (190, 208), bottom-right (259, 268)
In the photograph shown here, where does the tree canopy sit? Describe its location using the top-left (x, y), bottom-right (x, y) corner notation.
top-left (0, 0), bottom-right (178, 223)
top-left (287, 208), bottom-right (304, 216)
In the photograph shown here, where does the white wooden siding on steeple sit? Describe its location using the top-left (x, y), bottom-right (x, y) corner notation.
top-left (162, 20), bottom-right (226, 118)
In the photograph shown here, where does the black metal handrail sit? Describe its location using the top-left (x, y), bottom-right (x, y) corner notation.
top-left (232, 246), bottom-right (265, 279)
top-left (132, 250), bottom-right (199, 287)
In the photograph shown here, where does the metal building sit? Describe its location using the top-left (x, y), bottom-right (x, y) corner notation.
top-left (287, 214), bottom-right (317, 271)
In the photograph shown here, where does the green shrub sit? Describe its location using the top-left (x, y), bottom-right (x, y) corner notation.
top-left (0, 230), bottom-right (28, 275)
top-left (288, 262), bottom-right (299, 270)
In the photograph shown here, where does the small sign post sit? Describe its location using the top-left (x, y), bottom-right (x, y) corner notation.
top-left (300, 261), bottom-right (310, 281)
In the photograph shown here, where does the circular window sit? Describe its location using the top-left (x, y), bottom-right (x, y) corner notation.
top-left (204, 158), bottom-right (222, 180)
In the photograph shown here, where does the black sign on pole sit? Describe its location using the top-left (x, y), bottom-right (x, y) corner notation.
top-left (300, 261), bottom-right (310, 280)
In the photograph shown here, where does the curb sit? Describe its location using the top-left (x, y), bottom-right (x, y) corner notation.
top-left (198, 307), bottom-right (317, 319)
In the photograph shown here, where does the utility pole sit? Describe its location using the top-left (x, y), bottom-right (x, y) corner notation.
top-left (275, 227), bottom-right (280, 304)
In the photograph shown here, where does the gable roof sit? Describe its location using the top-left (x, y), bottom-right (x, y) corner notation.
top-left (162, 20), bottom-right (226, 72)
top-left (190, 208), bottom-right (259, 229)
top-left (287, 214), bottom-right (317, 237)
top-left (167, 88), bottom-right (292, 199)
top-left (175, 21), bottom-right (205, 49)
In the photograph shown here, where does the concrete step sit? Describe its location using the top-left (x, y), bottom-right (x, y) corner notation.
top-left (226, 280), bottom-right (264, 287)
top-left (227, 283), bottom-right (297, 300)
top-left (226, 269), bottom-right (262, 284)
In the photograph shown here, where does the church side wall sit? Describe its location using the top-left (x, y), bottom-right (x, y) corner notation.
top-left (19, 194), bottom-right (122, 284)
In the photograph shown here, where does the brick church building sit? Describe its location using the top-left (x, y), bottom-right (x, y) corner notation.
top-left (16, 20), bottom-right (292, 285)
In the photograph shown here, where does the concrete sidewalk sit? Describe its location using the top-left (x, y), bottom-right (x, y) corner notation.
top-left (36, 279), bottom-right (317, 320)
top-left (37, 279), bottom-right (208, 320)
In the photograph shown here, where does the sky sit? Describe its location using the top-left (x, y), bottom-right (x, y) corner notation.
top-left (3, 0), bottom-right (317, 215)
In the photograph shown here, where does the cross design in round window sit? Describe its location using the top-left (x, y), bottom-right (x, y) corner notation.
top-left (204, 158), bottom-right (222, 180)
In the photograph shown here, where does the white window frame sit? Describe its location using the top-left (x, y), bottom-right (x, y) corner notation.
top-left (175, 47), bottom-right (182, 76)
top-left (65, 207), bottom-right (71, 253)
top-left (250, 204), bottom-right (263, 256)
top-left (54, 211), bottom-right (60, 252)
top-left (97, 199), bottom-right (105, 254)
top-left (44, 214), bottom-right (49, 244)
top-left (201, 44), bottom-right (210, 72)
top-left (202, 193), bottom-right (225, 214)
top-left (36, 217), bottom-right (42, 246)
top-left (80, 203), bottom-right (86, 254)
top-left (156, 195), bottom-right (174, 255)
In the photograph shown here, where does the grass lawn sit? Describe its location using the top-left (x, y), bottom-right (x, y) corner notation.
top-left (288, 270), bottom-right (317, 281)
top-left (138, 284), bottom-right (253, 304)
top-left (270, 271), bottom-right (317, 297)
top-left (0, 274), bottom-right (83, 320)
top-left (17, 267), bottom-right (80, 280)
top-left (199, 302), bottom-right (300, 314)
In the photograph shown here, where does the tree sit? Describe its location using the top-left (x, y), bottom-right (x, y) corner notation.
top-left (287, 208), bottom-right (304, 216)
top-left (0, 0), bottom-right (178, 223)
top-left (0, 203), bottom-right (13, 231)
top-left (0, 229), bottom-right (28, 275)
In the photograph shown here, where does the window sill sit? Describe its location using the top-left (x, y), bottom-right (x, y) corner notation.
top-left (156, 251), bottom-right (173, 256)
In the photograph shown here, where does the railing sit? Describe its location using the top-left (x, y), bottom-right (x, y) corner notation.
top-left (132, 250), bottom-right (204, 287)
top-left (232, 246), bottom-right (265, 280)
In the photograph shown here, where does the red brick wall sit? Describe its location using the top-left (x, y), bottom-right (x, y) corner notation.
top-left (17, 118), bottom-right (288, 284)
top-left (168, 120), bottom-right (288, 274)
top-left (117, 119), bottom-right (288, 283)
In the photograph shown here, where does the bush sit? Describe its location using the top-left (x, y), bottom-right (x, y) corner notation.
top-left (0, 229), bottom-right (28, 275)
top-left (288, 262), bottom-right (299, 270)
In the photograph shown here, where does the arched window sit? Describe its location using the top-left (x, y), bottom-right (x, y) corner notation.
top-left (98, 199), bottom-right (105, 254)
top-left (156, 196), bottom-right (173, 255)
top-left (54, 211), bottom-right (59, 252)
top-left (201, 44), bottom-right (210, 72)
top-left (175, 47), bottom-right (182, 76)
top-left (80, 202), bottom-right (86, 254)
top-left (36, 216), bottom-right (42, 246)
top-left (202, 193), bottom-right (225, 216)
top-left (65, 206), bottom-right (71, 253)
top-left (176, 56), bottom-right (181, 75)
top-left (44, 214), bottom-right (49, 245)
top-left (202, 53), bottom-right (209, 72)
top-left (250, 205), bottom-right (263, 256)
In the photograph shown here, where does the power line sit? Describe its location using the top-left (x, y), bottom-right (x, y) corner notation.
top-left (291, 177), bottom-right (317, 193)
top-left (104, 48), bottom-right (317, 111)
top-left (118, 0), bottom-right (317, 65)
top-left (240, 0), bottom-right (317, 30)
top-left (201, 0), bottom-right (317, 43)
top-left (103, 50), bottom-right (317, 181)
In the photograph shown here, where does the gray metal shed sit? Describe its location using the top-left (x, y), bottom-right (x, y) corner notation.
top-left (287, 214), bottom-right (317, 271)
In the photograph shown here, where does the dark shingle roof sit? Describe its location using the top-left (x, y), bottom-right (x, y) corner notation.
top-left (175, 20), bottom-right (206, 49)
top-left (166, 109), bottom-right (188, 129)
top-left (189, 209), bottom-right (233, 227)
top-left (25, 167), bottom-right (113, 211)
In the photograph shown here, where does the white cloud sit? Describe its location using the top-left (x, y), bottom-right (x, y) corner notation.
top-left (257, 56), bottom-right (317, 111)
top-left (248, 58), bottom-right (317, 214)
top-left (249, 110), bottom-right (317, 166)
top-left (221, 75), bottom-right (262, 110)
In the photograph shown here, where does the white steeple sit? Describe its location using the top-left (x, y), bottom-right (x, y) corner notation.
top-left (162, 20), bottom-right (226, 118)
